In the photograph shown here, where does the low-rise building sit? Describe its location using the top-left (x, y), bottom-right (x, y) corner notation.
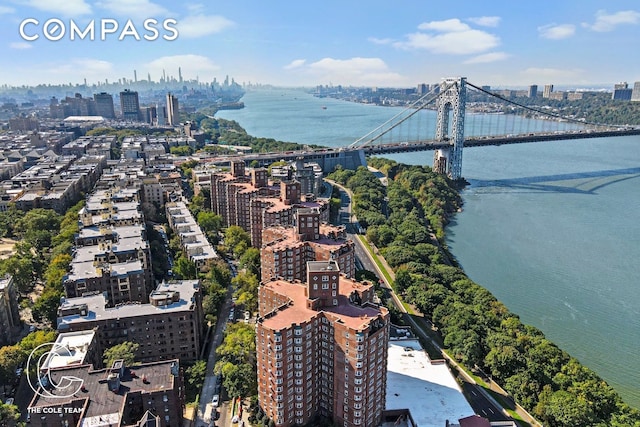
top-left (166, 201), bottom-right (218, 270)
top-left (57, 280), bottom-right (204, 363)
top-left (27, 358), bottom-right (184, 427)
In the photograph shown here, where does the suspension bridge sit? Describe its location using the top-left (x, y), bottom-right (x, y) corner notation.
top-left (211, 77), bottom-right (640, 178)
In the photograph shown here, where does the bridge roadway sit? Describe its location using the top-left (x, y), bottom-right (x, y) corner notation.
top-left (198, 128), bottom-right (640, 172)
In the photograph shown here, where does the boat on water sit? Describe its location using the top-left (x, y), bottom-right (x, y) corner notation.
top-left (321, 106), bottom-right (327, 110)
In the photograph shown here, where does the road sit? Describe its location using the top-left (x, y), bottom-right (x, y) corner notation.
top-left (195, 262), bottom-right (237, 427)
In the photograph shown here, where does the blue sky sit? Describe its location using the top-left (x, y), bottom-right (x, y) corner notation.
top-left (1, 0), bottom-right (640, 88)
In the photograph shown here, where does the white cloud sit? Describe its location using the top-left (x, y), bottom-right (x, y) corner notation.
top-left (463, 51), bottom-right (509, 64)
top-left (49, 59), bottom-right (114, 79)
top-left (284, 59), bottom-right (306, 70)
top-left (393, 18), bottom-right (500, 55)
top-left (368, 37), bottom-right (393, 45)
top-left (9, 42), bottom-right (32, 49)
top-left (145, 54), bottom-right (220, 80)
top-left (538, 24), bottom-right (576, 39)
top-left (20, 0), bottom-right (92, 16)
top-left (583, 10), bottom-right (640, 32)
top-left (0, 6), bottom-right (15, 14)
top-left (396, 29), bottom-right (499, 55)
top-left (467, 16), bottom-right (501, 27)
top-left (95, 0), bottom-right (168, 18)
top-left (175, 14), bottom-right (235, 38)
top-left (521, 67), bottom-right (584, 81)
top-left (418, 18), bottom-right (470, 32)
top-left (289, 57), bottom-right (408, 86)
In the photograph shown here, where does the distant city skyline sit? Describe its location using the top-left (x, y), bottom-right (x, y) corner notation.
top-left (1, 1), bottom-right (640, 88)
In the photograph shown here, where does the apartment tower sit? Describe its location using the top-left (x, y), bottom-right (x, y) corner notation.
top-left (256, 261), bottom-right (389, 427)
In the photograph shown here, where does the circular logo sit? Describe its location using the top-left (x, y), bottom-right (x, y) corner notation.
top-left (26, 343), bottom-right (85, 399)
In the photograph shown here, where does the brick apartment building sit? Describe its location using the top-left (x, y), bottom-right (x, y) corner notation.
top-left (261, 208), bottom-right (355, 282)
top-left (256, 261), bottom-right (389, 427)
top-left (207, 161), bottom-right (329, 247)
top-left (27, 358), bottom-right (184, 427)
top-left (57, 280), bottom-right (204, 363)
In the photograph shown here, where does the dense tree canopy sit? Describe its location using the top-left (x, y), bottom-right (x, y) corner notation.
top-left (336, 158), bottom-right (640, 427)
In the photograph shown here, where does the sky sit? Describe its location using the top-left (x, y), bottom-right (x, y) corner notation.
top-left (1, 0), bottom-right (640, 89)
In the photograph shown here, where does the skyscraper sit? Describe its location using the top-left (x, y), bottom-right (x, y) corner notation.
top-left (543, 84), bottom-right (554, 98)
top-left (612, 82), bottom-right (632, 100)
top-left (94, 92), bottom-right (115, 118)
top-left (119, 89), bottom-right (141, 121)
top-left (166, 92), bottom-right (179, 126)
top-left (256, 261), bottom-right (389, 427)
top-left (631, 82), bottom-right (640, 102)
top-left (528, 84), bottom-right (538, 98)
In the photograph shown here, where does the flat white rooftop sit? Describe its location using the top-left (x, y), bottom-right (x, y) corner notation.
top-left (386, 339), bottom-right (474, 427)
top-left (42, 330), bottom-right (95, 369)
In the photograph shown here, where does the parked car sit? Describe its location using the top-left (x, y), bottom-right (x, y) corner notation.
top-left (5, 398), bottom-right (14, 405)
top-left (244, 311), bottom-right (251, 322)
top-left (211, 394), bottom-right (219, 407)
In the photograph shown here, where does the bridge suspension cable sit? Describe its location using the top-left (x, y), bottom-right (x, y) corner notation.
top-left (349, 81), bottom-right (456, 148)
top-left (464, 81), bottom-right (619, 130)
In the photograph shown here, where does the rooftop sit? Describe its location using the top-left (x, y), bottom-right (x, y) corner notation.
top-left (29, 359), bottom-right (180, 424)
top-left (41, 330), bottom-right (96, 369)
top-left (386, 339), bottom-right (474, 427)
top-left (58, 280), bottom-right (200, 328)
top-left (260, 275), bottom-right (382, 331)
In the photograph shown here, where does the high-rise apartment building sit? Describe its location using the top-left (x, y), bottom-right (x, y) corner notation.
top-left (261, 208), bottom-right (355, 282)
top-left (630, 82), bottom-right (640, 102)
top-left (166, 92), bottom-right (179, 126)
top-left (612, 84), bottom-right (632, 100)
top-left (94, 92), bottom-right (116, 118)
top-left (256, 261), bottom-right (389, 427)
top-left (543, 84), bottom-right (554, 98)
top-left (528, 85), bottom-right (538, 98)
top-left (120, 89), bottom-right (141, 121)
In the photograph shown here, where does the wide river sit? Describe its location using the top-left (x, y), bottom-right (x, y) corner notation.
top-left (217, 88), bottom-right (640, 408)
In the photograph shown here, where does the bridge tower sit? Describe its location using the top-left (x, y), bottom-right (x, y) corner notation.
top-left (434, 77), bottom-right (466, 180)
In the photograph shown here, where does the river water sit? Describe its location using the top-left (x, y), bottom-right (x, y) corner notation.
top-left (217, 88), bottom-right (640, 408)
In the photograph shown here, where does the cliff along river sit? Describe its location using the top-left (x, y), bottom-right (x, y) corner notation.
top-left (217, 88), bottom-right (640, 408)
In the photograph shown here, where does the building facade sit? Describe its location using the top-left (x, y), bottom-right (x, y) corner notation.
top-left (57, 280), bottom-right (204, 363)
top-left (261, 209), bottom-right (355, 282)
top-left (166, 93), bottom-right (179, 126)
top-left (256, 261), bottom-right (389, 427)
top-left (120, 89), bottom-right (141, 121)
top-left (0, 275), bottom-right (20, 346)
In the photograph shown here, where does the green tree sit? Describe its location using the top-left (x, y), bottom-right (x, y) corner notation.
top-left (224, 226), bottom-right (251, 256)
top-left (103, 341), bottom-right (139, 367)
top-left (0, 346), bottom-right (25, 392)
top-left (197, 211), bottom-right (222, 243)
top-left (173, 255), bottom-right (197, 279)
top-left (0, 402), bottom-right (20, 426)
top-left (31, 288), bottom-right (63, 326)
top-left (185, 360), bottom-right (207, 401)
top-left (221, 362), bottom-right (256, 399)
top-left (233, 272), bottom-right (259, 314)
top-left (239, 247), bottom-right (261, 278)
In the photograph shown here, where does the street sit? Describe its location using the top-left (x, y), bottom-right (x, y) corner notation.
top-left (195, 262), bottom-right (237, 427)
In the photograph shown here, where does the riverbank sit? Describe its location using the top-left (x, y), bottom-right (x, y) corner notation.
top-left (327, 160), bottom-right (640, 426)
